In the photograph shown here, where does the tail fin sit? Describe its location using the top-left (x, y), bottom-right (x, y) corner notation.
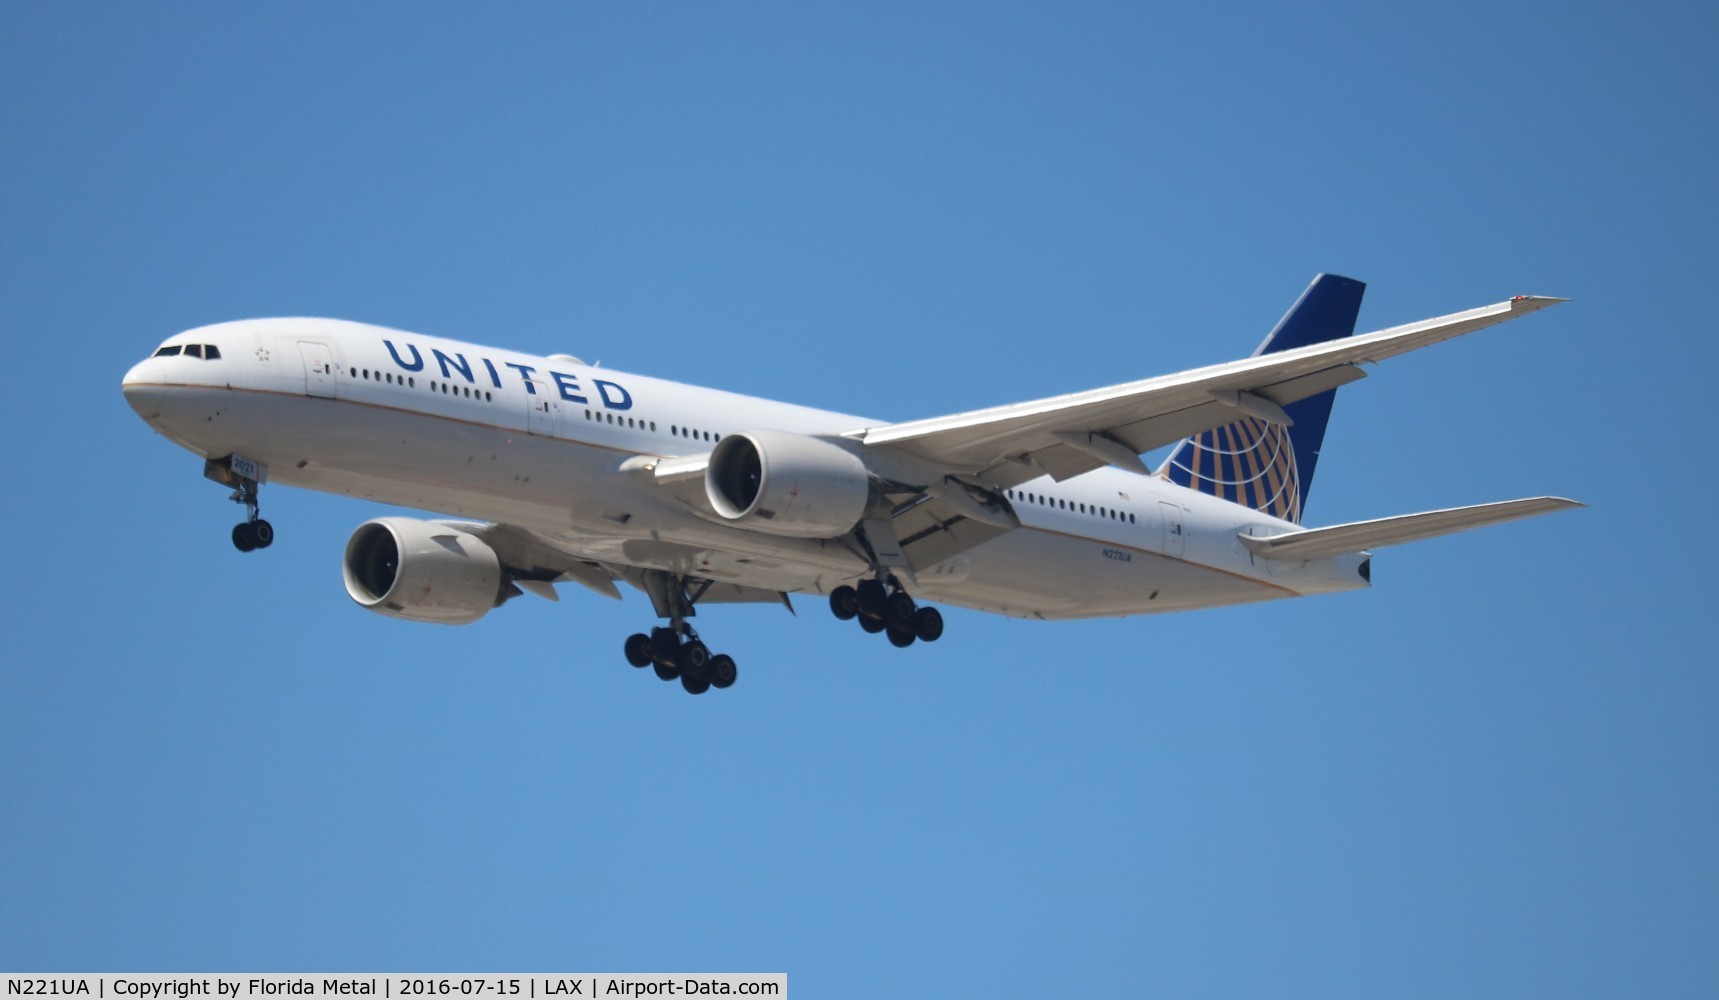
top-left (1159, 273), bottom-right (1365, 524)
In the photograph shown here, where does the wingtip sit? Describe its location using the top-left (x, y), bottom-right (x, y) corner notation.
top-left (1510, 294), bottom-right (1570, 312)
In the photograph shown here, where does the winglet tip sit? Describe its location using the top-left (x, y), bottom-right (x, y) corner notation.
top-left (1510, 294), bottom-right (1570, 312)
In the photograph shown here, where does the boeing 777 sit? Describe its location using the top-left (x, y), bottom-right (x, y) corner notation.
top-left (121, 275), bottom-right (1579, 694)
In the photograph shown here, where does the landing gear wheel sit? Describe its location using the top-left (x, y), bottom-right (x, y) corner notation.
top-left (681, 640), bottom-right (711, 679)
top-left (858, 615), bottom-right (886, 634)
top-left (251, 520), bottom-right (274, 549)
top-left (829, 586), bottom-right (859, 621)
top-left (649, 627), bottom-right (681, 666)
top-left (681, 674), bottom-right (711, 695)
top-left (887, 625), bottom-right (917, 648)
top-left (886, 591), bottom-right (917, 630)
top-left (709, 655), bottom-right (737, 689)
top-left (624, 633), bottom-right (653, 668)
top-left (231, 522), bottom-right (257, 552)
top-left (856, 579), bottom-right (887, 619)
top-left (913, 606), bottom-right (944, 643)
top-left (653, 660), bottom-right (681, 682)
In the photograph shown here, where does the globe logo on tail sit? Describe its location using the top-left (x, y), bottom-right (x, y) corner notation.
top-left (1163, 416), bottom-right (1303, 523)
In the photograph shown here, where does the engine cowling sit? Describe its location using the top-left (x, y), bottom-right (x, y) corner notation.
top-left (705, 430), bottom-right (871, 538)
top-left (342, 517), bottom-right (505, 624)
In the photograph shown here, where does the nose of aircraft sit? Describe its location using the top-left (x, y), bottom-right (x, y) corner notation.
top-left (122, 358), bottom-right (165, 419)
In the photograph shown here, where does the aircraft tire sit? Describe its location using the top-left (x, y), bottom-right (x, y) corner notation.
top-left (886, 591), bottom-right (916, 629)
top-left (913, 606), bottom-right (944, 643)
top-left (653, 660), bottom-right (680, 682)
top-left (886, 625), bottom-right (916, 648)
top-left (681, 674), bottom-right (710, 695)
top-left (232, 522), bottom-right (257, 552)
top-left (252, 520), bottom-right (274, 548)
top-left (829, 586), bottom-right (859, 621)
top-left (856, 579), bottom-right (887, 619)
top-left (858, 615), bottom-right (886, 634)
top-left (682, 640), bottom-right (711, 679)
top-left (649, 627), bottom-right (681, 666)
top-left (710, 655), bottom-right (737, 689)
top-left (624, 633), bottom-right (653, 668)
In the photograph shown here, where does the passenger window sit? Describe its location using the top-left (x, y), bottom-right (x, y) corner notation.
top-left (154, 345), bottom-right (181, 357)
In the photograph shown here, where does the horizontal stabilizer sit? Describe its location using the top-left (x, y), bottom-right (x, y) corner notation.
top-left (1239, 496), bottom-right (1583, 561)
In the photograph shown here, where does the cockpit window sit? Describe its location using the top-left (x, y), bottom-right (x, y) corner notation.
top-left (152, 343), bottom-right (221, 360)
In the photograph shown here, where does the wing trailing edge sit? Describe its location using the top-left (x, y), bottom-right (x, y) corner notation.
top-left (1239, 496), bottom-right (1583, 561)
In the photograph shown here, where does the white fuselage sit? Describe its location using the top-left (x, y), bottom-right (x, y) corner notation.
top-left (122, 318), bottom-right (1368, 620)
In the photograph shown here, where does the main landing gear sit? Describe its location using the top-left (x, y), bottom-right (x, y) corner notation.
top-left (623, 571), bottom-right (739, 696)
top-left (827, 578), bottom-right (943, 648)
top-left (623, 626), bottom-right (738, 696)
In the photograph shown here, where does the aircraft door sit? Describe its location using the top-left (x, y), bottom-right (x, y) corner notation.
top-left (298, 342), bottom-right (336, 398)
top-left (1159, 501), bottom-right (1186, 558)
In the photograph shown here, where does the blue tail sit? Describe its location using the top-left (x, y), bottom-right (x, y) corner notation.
top-left (1159, 274), bottom-right (1365, 524)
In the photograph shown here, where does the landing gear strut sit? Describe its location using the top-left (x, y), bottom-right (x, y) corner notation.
top-left (623, 571), bottom-right (739, 695)
top-left (829, 577), bottom-right (943, 648)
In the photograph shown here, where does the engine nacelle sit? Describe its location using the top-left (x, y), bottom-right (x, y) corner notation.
top-left (705, 430), bottom-right (871, 538)
top-left (342, 517), bottom-right (505, 625)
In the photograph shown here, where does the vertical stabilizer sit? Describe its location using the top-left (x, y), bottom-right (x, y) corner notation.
top-left (1159, 274), bottom-right (1365, 523)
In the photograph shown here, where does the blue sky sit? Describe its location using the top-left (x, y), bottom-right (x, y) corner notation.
top-left (2, 2), bottom-right (1715, 996)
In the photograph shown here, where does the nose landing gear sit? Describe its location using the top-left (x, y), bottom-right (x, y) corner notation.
top-left (205, 456), bottom-right (273, 552)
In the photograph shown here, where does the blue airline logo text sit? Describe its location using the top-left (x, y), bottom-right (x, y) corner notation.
top-left (383, 340), bottom-right (633, 410)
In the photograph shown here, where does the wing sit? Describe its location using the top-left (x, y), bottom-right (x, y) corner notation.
top-left (458, 522), bottom-right (793, 608)
top-left (851, 295), bottom-right (1566, 487)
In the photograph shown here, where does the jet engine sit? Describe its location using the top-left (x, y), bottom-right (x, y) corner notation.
top-left (342, 518), bottom-right (506, 624)
top-left (705, 430), bottom-right (871, 538)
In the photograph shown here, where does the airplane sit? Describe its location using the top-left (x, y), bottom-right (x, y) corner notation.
top-left (121, 274), bottom-right (1580, 694)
